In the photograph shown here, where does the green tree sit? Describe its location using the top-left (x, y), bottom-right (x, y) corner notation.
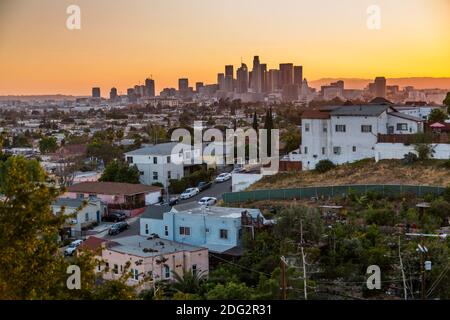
top-left (252, 111), bottom-right (258, 131)
top-left (428, 108), bottom-right (448, 124)
top-left (39, 136), bottom-right (58, 154)
top-left (100, 160), bottom-right (140, 184)
top-left (443, 92), bottom-right (450, 114)
top-left (206, 282), bottom-right (254, 300)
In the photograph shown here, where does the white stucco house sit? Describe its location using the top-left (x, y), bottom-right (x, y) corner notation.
top-left (299, 104), bottom-right (424, 170)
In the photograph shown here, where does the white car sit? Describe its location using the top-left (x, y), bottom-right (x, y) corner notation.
top-left (198, 197), bottom-right (217, 206)
top-left (215, 173), bottom-right (232, 183)
top-left (64, 239), bottom-right (83, 256)
top-left (180, 188), bottom-right (200, 200)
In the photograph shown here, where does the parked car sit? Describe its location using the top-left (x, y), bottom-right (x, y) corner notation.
top-left (180, 188), bottom-right (200, 200)
top-left (102, 212), bottom-right (126, 223)
top-left (197, 181), bottom-right (212, 191)
top-left (198, 197), bottom-right (217, 206)
top-left (64, 239), bottom-right (83, 256)
top-left (232, 167), bottom-right (246, 174)
top-left (215, 172), bottom-right (232, 182)
top-left (108, 221), bottom-right (129, 236)
top-left (168, 197), bottom-right (180, 206)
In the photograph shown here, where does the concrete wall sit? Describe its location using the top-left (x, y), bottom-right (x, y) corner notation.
top-left (232, 173), bottom-right (263, 192)
top-left (375, 143), bottom-right (450, 161)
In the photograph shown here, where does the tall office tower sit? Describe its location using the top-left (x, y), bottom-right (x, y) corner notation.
top-left (282, 84), bottom-right (300, 102)
top-left (109, 87), bottom-right (118, 100)
top-left (236, 63), bottom-right (249, 94)
top-left (279, 63), bottom-right (294, 89)
top-left (374, 77), bottom-right (387, 98)
top-left (294, 66), bottom-right (303, 86)
top-left (145, 78), bottom-right (155, 97)
top-left (267, 69), bottom-right (280, 93)
top-left (178, 78), bottom-right (189, 92)
top-left (195, 82), bottom-right (204, 93)
top-left (260, 64), bottom-right (267, 93)
top-left (251, 55), bottom-right (262, 93)
top-left (224, 65), bottom-right (234, 92)
top-left (92, 87), bottom-right (101, 98)
top-left (127, 88), bottom-right (137, 102)
top-left (225, 65), bottom-right (234, 78)
top-left (217, 73), bottom-right (225, 91)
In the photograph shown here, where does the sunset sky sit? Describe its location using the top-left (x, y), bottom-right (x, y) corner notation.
top-left (0, 0), bottom-right (449, 96)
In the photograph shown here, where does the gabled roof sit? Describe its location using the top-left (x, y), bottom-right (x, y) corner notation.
top-left (388, 112), bottom-right (423, 122)
top-left (369, 97), bottom-right (393, 105)
top-left (67, 182), bottom-right (161, 196)
top-left (79, 236), bottom-right (108, 252)
top-left (330, 105), bottom-right (391, 117)
top-left (301, 109), bottom-right (330, 119)
top-left (125, 142), bottom-right (190, 156)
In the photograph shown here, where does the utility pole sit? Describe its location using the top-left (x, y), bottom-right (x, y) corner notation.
top-left (398, 236), bottom-right (408, 300)
top-left (280, 256), bottom-right (287, 300)
top-left (300, 219), bottom-right (308, 300)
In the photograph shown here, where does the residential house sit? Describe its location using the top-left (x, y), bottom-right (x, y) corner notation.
top-left (63, 182), bottom-right (162, 217)
top-left (139, 203), bottom-right (268, 255)
top-left (52, 197), bottom-right (106, 238)
top-left (98, 235), bottom-right (208, 287)
top-left (299, 104), bottom-right (424, 170)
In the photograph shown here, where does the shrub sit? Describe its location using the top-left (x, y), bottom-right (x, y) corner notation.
top-left (402, 152), bottom-right (418, 165)
top-left (315, 160), bottom-right (336, 173)
top-left (441, 159), bottom-right (450, 169)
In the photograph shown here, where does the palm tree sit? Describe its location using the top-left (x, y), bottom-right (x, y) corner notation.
top-left (170, 270), bottom-right (206, 294)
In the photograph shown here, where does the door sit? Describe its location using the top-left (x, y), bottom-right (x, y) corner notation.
top-left (96, 211), bottom-right (100, 223)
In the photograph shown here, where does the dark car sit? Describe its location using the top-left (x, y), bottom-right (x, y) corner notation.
top-left (102, 212), bottom-right (126, 223)
top-left (108, 222), bottom-right (129, 236)
top-left (169, 197), bottom-right (180, 206)
top-left (197, 181), bottom-right (212, 192)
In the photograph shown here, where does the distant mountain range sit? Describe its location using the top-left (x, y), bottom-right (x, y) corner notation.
top-left (309, 77), bottom-right (450, 90)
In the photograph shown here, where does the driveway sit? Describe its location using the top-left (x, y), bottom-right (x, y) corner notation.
top-left (176, 179), bottom-right (232, 204)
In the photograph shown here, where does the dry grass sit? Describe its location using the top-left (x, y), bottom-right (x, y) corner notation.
top-left (249, 159), bottom-right (450, 190)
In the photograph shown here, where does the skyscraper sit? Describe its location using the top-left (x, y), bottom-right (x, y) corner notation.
top-left (260, 63), bottom-right (267, 93)
top-left (145, 78), bottom-right (155, 97)
top-left (374, 77), bottom-right (387, 98)
top-left (178, 78), bottom-right (189, 92)
top-left (217, 73), bottom-right (225, 91)
top-left (236, 63), bottom-right (249, 94)
top-left (279, 63), bottom-right (294, 89)
top-left (267, 69), bottom-right (280, 93)
top-left (92, 87), bottom-right (101, 98)
top-left (294, 66), bottom-right (303, 86)
top-left (195, 82), bottom-right (204, 93)
top-left (109, 87), bottom-right (118, 100)
top-left (224, 65), bottom-right (234, 92)
top-left (251, 56), bottom-right (262, 93)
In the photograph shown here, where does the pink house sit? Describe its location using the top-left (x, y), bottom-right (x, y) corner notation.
top-left (93, 235), bottom-right (209, 288)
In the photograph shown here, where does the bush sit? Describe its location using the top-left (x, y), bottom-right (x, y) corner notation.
top-left (441, 159), bottom-right (450, 169)
top-left (169, 169), bottom-right (215, 194)
top-left (402, 152), bottom-right (418, 165)
top-left (315, 160), bottom-right (336, 173)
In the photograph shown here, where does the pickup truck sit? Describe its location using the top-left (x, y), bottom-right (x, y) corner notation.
top-left (196, 181), bottom-right (212, 192)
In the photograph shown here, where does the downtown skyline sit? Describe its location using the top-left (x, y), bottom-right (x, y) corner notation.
top-left (1, 0), bottom-right (450, 96)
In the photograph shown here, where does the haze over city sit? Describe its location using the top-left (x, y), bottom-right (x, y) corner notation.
top-left (1, 0), bottom-right (450, 96)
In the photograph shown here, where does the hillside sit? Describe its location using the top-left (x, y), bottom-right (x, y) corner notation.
top-left (248, 159), bottom-right (450, 190)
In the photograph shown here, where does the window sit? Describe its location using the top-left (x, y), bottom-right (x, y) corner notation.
top-left (220, 229), bottom-right (228, 240)
top-left (77, 193), bottom-right (84, 199)
top-left (361, 125), bottom-right (372, 133)
top-left (164, 226), bottom-right (169, 236)
top-left (322, 147), bottom-right (325, 155)
top-left (335, 125), bottom-right (346, 132)
top-left (139, 171), bottom-right (144, 176)
top-left (304, 123), bottom-right (310, 132)
top-left (153, 157), bottom-right (158, 164)
top-left (145, 224), bottom-right (149, 235)
top-left (304, 146), bottom-right (308, 154)
top-left (397, 123), bottom-right (408, 131)
top-left (126, 156), bottom-right (133, 164)
top-left (167, 156), bottom-right (171, 163)
top-left (153, 172), bottom-right (158, 180)
top-left (180, 226), bottom-right (191, 236)
top-left (333, 147), bottom-right (342, 155)
top-left (353, 146), bottom-right (356, 152)
top-left (167, 171), bottom-right (171, 179)
top-left (131, 269), bottom-right (139, 281)
top-left (113, 264), bottom-right (118, 274)
top-left (192, 264), bottom-right (197, 276)
top-left (164, 265), bottom-right (170, 279)
top-left (238, 229), bottom-right (242, 240)
top-left (85, 212), bottom-right (89, 222)
top-left (205, 228), bottom-right (210, 233)
top-left (323, 124), bottom-right (327, 132)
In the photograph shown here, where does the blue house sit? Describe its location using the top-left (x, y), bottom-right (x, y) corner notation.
top-left (139, 203), bottom-right (268, 255)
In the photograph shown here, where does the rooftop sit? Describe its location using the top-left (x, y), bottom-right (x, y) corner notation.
top-left (53, 197), bottom-right (95, 208)
top-left (124, 142), bottom-right (190, 156)
top-left (171, 204), bottom-right (264, 220)
top-left (330, 105), bottom-right (392, 117)
top-left (106, 235), bottom-right (204, 257)
top-left (67, 182), bottom-right (161, 196)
